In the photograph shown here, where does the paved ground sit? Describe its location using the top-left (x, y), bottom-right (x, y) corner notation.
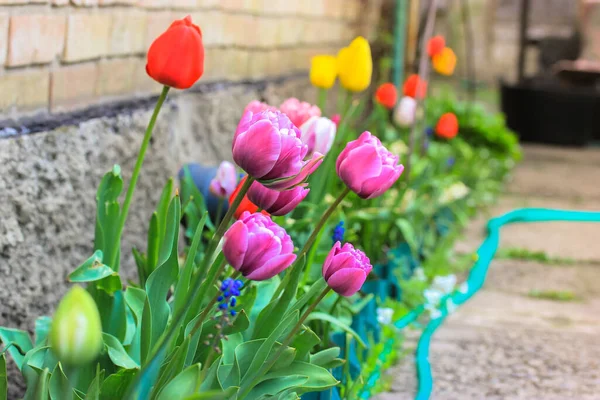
top-left (374, 144), bottom-right (600, 400)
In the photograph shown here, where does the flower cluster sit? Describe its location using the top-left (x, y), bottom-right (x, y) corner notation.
top-left (218, 278), bottom-right (244, 317)
top-left (331, 221), bottom-right (345, 244)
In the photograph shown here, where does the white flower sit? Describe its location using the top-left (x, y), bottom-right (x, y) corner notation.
top-left (394, 96), bottom-right (417, 127)
top-left (377, 307), bottom-right (394, 325)
top-left (431, 274), bottom-right (456, 294)
top-left (424, 288), bottom-right (443, 306)
top-left (299, 116), bottom-right (337, 157)
top-left (414, 267), bottom-right (426, 282)
top-left (439, 182), bottom-right (470, 204)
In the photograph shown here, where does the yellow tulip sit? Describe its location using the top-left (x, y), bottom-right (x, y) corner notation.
top-left (310, 55), bottom-right (337, 89)
top-left (337, 36), bottom-right (372, 92)
top-left (432, 47), bottom-right (457, 76)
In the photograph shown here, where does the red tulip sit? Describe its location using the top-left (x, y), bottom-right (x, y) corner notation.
top-left (229, 176), bottom-right (268, 219)
top-left (375, 83), bottom-right (398, 109)
top-left (146, 15), bottom-right (204, 89)
top-left (403, 74), bottom-right (427, 99)
top-left (435, 113), bottom-right (459, 139)
top-left (427, 35), bottom-right (446, 57)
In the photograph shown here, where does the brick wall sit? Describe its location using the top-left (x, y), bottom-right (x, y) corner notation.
top-left (0, 0), bottom-right (381, 119)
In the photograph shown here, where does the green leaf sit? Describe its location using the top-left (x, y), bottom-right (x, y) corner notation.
top-left (99, 369), bottom-right (136, 400)
top-left (259, 361), bottom-right (338, 394)
top-left (241, 310), bottom-right (299, 385)
top-left (395, 218), bottom-right (418, 254)
top-left (34, 316), bottom-right (52, 347)
top-left (0, 328), bottom-right (33, 369)
top-left (156, 364), bottom-right (201, 400)
top-left (144, 194), bottom-right (181, 352)
top-left (247, 376), bottom-right (308, 399)
top-left (253, 255), bottom-right (305, 339)
top-left (84, 366), bottom-right (104, 400)
top-left (30, 367), bottom-right (50, 400)
top-left (304, 312), bottom-right (366, 348)
top-left (94, 165), bottom-right (123, 271)
top-left (290, 327), bottom-right (320, 361)
top-left (151, 336), bottom-right (190, 398)
top-left (102, 333), bottom-right (139, 369)
top-left (140, 295), bottom-right (153, 366)
top-left (69, 250), bottom-right (116, 283)
top-left (193, 311), bottom-right (250, 365)
top-left (310, 347), bottom-right (343, 369)
top-left (182, 386), bottom-right (237, 400)
top-left (174, 212), bottom-right (208, 317)
top-left (49, 363), bottom-right (73, 400)
top-left (0, 353), bottom-right (6, 400)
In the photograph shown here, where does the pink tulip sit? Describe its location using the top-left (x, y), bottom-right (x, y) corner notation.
top-left (223, 211), bottom-right (296, 280)
top-left (323, 242), bottom-right (372, 296)
top-left (247, 182), bottom-right (309, 216)
top-left (336, 131), bottom-right (404, 199)
top-left (330, 114), bottom-right (341, 127)
top-left (209, 161), bottom-right (237, 199)
top-left (233, 110), bottom-right (323, 190)
top-left (243, 100), bottom-right (276, 116)
top-left (299, 116), bottom-right (337, 157)
top-left (279, 98), bottom-right (321, 128)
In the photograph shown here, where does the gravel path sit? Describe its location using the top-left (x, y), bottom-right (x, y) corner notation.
top-left (374, 145), bottom-right (600, 400)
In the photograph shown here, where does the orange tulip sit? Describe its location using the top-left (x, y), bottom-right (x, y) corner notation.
top-left (375, 83), bottom-right (398, 109)
top-left (146, 15), bottom-right (204, 89)
top-left (435, 113), bottom-right (459, 139)
top-left (432, 47), bottom-right (457, 76)
top-left (427, 35), bottom-right (446, 57)
top-left (403, 74), bottom-right (427, 99)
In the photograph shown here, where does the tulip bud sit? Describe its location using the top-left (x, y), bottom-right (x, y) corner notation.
top-left (323, 242), bottom-right (372, 296)
top-left (375, 83), bottom-right (398, 109)
top-left (233, 110), bottom-right (323, 190)
top-left (49, 285), bottom-right (103, 365)
top-left (393, 96), bottom-right (417, 127)
top-left (146, 15), bottom-right (204, 89)
top-left (337, 37), bottom-right (372, 93)
top-left (209, 161), bottom-right (237, 199)
top-left (223, 212), bottom-right (296, 281)
top-left (403, 74), bottom-right (427, 99)
top-left (427, 35), bottom-right (446, 57)
top-left (299, 116), bottom-right (337, 157)
top-left (336, 131), bottom-right (404, 199)
top-left (279, 98), bottom-right (321, 128)
top-left (435, 113), bottom-right (459, 139)
top-left (432, 47), bottom-right (457, 76)
top-left (310, 55), bottom-right (338, 89)
top-left (247, 181), bottom-right (309, 216)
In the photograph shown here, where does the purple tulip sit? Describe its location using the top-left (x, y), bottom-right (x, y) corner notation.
top-left (279, 97), bottom-right (321, 128)
top-left (209, 161), bottom-right (238, 199)
top-left (323, 242), bottom-right (372, 296)
top-left (336, 131), bottom-right (404, 199)
top-left (247, 182), bottom-right (309, 216)
top-left (233, 110), bottom-right (323, 190)
top-left (299, 116), bottom-right (337, 157)
top-left (223, 211), bottom-right (296, 281)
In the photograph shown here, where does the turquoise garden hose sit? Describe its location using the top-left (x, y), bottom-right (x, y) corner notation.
top-left (363, 208), bottom-right (600, 399)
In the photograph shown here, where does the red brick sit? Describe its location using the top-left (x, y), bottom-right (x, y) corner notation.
top-left (63, 13), bottom-right (111, 62)
top-left (7, 14), bottom-right (66, 67)
top-left (50, 63), bottom-right (98, 112)
top-left (0, 69), bottom-right (49, 111)
top-left (96, 58), bottom-right (136, 96)
top-left (109, 11), bottom-right (147, 56)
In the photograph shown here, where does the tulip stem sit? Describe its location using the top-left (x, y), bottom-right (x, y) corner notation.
top-left (318, 88), bottom-right (327, 114)
top-left (187, 259), bottom-right (228, 338)
top-left (215, 198), bottom-right (224, 225)
top-left (236, 286), bottom-right (332, 400)
top-left (111, 85), bottom-right (170, 270)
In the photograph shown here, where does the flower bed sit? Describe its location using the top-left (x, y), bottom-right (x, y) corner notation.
top-left (0, 16), bottom-right (519, 400)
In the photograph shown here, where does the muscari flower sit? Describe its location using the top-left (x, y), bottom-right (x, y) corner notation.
top-left (331, 221), bottom-right (345, 244)
top-left (217, 278), bottom-right (244, 317)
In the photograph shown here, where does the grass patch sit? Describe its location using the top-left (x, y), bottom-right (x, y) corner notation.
top-left (496, 248), bottom-right (576, 265)
top-left (527, 290), bottom-right (579, 302)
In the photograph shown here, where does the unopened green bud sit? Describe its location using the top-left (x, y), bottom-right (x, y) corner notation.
top-left (49, 285), bottom-right (103, 365)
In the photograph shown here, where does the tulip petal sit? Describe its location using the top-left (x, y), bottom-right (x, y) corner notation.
top-left (338, 144), bottom-right (382, 192)
top-left (234, 120), bottom-right (281, 178)
top-left (322, 241), bottom-right (342, 278)
top-left (245, 253), bottom-right (297, 281)
top-left (270, 188), bottom-right (309, 216)
top-left (327, 268), bottom-right (367, 297)
top-left (360, 164), bottom-right (404, 199)
top-left (223, 221), bottom-right (248, 270)
top-left (243, 230), bottom-right (283, 273)
top-left (262, 130), bottom-right (305, 180)
top-left (264, 153), bottom-right (324, 190)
